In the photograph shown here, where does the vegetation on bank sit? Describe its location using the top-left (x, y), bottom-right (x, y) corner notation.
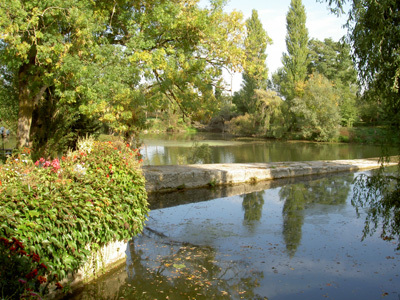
top-left (0, 137), bottom-right (148, 298)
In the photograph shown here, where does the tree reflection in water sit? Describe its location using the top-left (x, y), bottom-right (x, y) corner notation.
top-left (242, 191), bottom-right (265, 231)
top-left (121, 228), bottom-right (264, 300)
top-left (352, 165), bottom-right (400, 249)
top-left (279, 173), bottom-right (354, 257)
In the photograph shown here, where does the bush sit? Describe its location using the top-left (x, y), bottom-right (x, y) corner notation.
top-left (227, 113), bottom-right (257, 136)
top-left (0, 138), bottom-right (148, 298)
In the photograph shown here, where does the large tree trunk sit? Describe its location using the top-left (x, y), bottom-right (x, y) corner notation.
top-left (16, 71), bottom-right (47, 148)
top-left (16, 81), bottom-right (34, 148)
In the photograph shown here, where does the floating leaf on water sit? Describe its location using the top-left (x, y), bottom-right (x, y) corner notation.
top-left (173, 263), bottom-right (186, 269)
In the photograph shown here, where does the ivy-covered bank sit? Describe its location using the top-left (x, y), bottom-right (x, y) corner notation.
top-left (0, 138), bottom-right (148, 299)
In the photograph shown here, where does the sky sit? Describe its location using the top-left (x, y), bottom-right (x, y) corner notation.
top-left (200, 0), bottom-right (349, 92)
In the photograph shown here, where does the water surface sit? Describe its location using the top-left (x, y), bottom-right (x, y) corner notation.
top-left (141, 132), bottom-right (398, 165)
top-left (70, 171), bottom-right (400, 300)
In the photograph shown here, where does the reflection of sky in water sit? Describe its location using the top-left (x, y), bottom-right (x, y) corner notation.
top-left (143, 174), bottom-right (400, 300)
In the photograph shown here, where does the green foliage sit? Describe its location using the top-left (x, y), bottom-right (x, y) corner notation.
top-left (0, 0), bottom-right (245, 150)
top-left (277, 0), bottom-right (309, 101)
top-left (324, 0), bottom-right (400, 127)
top-left (307, 38), bottom-right (360, 127)
top-left (234, 10), bottom-right (271, 114)
top-left (344, 126), bottom-right (400, 145)
top-left (290, 73), bottom-right (341, 141)
top-left (253, 90), bottom-right (287, 138)
top-left (0, 67), bottom-right (18, 135)
top-left (0, 138), bottom-right (148, 296)
top-left (347, 0), bottom-right (400, 127)
top-left (307, 38), bottom-right (357, 85)
top-left (227, 113), bottom-right (257, 136)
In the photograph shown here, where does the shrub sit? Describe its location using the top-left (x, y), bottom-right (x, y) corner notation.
top-left (227, 113), bottom-right (257, 136)
top-left (0, 138), bottom-right (148, 298)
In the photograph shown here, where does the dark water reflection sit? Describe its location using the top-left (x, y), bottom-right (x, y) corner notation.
top-left (69, 171), bottom-right (400, 300)
top-left (141, 133), bottom-right (398, 165)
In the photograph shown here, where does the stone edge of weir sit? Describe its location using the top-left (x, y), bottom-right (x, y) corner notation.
top-left (143, 157), bottom-right (399, 193)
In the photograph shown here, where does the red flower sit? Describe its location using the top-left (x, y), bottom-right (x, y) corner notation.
top-left (18, 250), bottom-right (27, 256)
top-left (126, 143), bottom-right (130, 147)
top-left (12, 237), bottom-right (24, 249)
top-left (55, 282), bottom-right (63, 290)
top-left (26, 269), bottom-right (38, 279)
top-left (31, 253), bottom-right (40, 262)
top-left (0, 237), bottom-right (10, 246)
top-left (39, 263), bottom-right (47, 270)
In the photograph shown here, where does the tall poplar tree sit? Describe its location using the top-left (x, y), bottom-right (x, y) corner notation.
top-left (233, 9), bottom-right (271, 114)
top-left (278, 0), bottom-right (309, 101)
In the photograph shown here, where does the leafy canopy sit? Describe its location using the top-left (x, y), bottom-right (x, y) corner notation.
top-left (0, 0), bottom-right (245, 150)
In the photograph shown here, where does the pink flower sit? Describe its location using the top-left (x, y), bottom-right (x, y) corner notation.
top-left (34, 161), bottom-right (40, 166)
top-left (51, 158), bottom-right (60, 173)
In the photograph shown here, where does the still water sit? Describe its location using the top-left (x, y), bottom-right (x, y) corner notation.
top-left (70, 171), bottom-right (400, 300)
top-left (141, 133), bottom-right (398, 165)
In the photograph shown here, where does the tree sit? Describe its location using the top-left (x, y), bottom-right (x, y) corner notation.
top-left (308, 38), bottom-right (359, 126)
top-left (324, 0), bottom-right (400, 127)
top-left (0, 0), bottom-right (245, 152)
top-left (307, 38), bottom-right (357, 85)
top-left (276, 0), bottom-right (309, 101)
top-left (290, 73), bottom-right (341, 141)
top-left (233, 10), bottom-right (271, 114)
top-left (253, 89), bottom-right (286, 138)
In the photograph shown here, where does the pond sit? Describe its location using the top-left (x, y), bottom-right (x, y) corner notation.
top-left (140, 132), bottom-right (398, 165)
top-left (67, 133), bottom-right (399, 299)
top-left (70, 170), bottom-right (400, 300)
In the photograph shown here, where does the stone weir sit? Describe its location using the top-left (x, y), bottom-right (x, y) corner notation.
top-left (143, 157), bottom-right (398, 192)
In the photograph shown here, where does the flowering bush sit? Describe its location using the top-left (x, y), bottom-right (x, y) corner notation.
top-left (0, 138), bottom-right (148, 298)
top-left (0, 237), bottom-right (56, 299)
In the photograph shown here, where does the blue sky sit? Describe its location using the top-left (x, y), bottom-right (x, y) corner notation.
top-left (200, 0), bottom-right (349, 91)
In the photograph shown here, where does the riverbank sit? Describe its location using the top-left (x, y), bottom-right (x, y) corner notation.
top-left (143, 157), bottom-right (398, 192)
